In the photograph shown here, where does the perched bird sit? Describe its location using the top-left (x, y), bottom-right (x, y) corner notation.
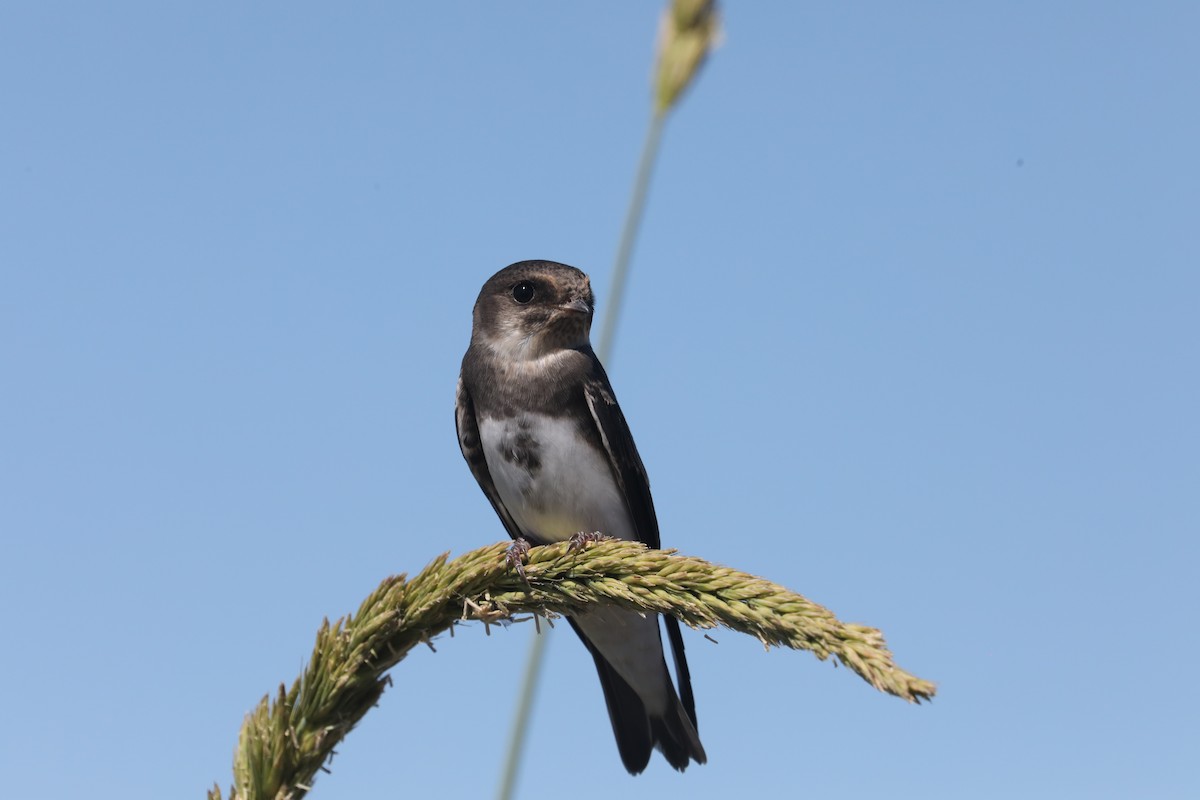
top-left (455, 260), bottom-right (706, 774)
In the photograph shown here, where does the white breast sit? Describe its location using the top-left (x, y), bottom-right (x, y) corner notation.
top-left (477, 413), bottom-right (635, 543)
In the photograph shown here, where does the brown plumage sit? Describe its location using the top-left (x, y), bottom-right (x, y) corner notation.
top-left (455, 260), bottom-right (706, 774)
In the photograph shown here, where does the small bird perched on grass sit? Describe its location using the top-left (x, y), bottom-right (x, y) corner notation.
top-left (455, 260), bottom-right (705, 774)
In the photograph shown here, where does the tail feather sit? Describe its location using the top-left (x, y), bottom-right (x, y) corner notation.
top-left (587, 644), bottom-right (655, 774)
top-left (650, 698), bottom-right (707, 772)
top-left (568, 617), bottom-right (706, 774)
top-left (664, 615), bottom-right (698, 728)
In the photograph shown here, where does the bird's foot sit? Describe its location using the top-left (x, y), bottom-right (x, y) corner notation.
top-left (568, 530), bottom-right (609, 552)
top-left (505, 537), bottom-right (532, 580)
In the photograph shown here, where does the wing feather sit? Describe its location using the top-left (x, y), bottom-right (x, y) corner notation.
top-left (581, 360), bottom-right (661, 549)
top-left (581, 358), bottom-right (699, 729)
top-left (455, 377), bottom-right (525, 542)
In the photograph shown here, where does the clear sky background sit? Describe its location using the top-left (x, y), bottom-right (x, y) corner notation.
top-left (2, 3), bottom-right (1197, 798)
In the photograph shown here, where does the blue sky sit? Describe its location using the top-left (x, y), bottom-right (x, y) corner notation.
top-left (2, 3), bottom-right (1197, 798)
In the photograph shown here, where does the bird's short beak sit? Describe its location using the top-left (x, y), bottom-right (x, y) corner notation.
top-left (561, 297), bottom-right (593, 315)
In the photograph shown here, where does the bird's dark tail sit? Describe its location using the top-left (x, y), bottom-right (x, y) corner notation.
top-left (568, 617), bottom-right (706, 774)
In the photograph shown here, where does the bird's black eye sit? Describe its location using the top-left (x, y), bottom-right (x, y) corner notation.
top-left (512, 282), bottom-right (536, 304)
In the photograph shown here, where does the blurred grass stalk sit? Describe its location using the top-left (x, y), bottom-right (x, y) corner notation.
top-left (496, 3), bottom-right (721, 799)
top-left (598, 0), bottom-right (721, 362)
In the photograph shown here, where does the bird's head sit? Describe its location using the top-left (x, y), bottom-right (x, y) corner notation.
top-left (471, 260), bottom-right (595, 360)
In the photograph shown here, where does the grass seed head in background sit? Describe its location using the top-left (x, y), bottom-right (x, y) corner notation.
top-left (655, 0), bottom-right (722, 114)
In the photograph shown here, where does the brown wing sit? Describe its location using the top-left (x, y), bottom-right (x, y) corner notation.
top-left (581, 357), bottom-right (698, 729)
top-left (455, 376), bottom-right (525, 542)
top-left (581, 360), bottom-right (661, 549)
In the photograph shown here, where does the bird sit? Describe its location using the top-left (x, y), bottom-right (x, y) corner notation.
top-left (455, 259), bottom-right (706, 774)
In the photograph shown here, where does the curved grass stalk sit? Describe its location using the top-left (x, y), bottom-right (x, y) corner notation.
top-left (209, 539), bottom-right (934, 800)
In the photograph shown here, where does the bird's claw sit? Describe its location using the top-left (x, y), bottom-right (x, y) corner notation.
top-left (505, 537), bottom-right (532, 581)
top-left (568, 530), bottom-right (609, 551)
